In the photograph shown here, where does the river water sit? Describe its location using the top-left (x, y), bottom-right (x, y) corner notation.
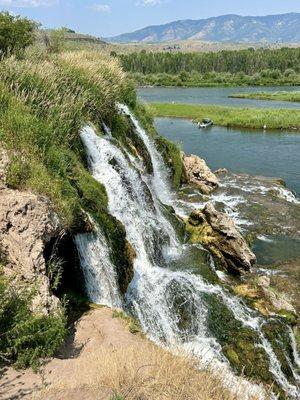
top-left (154, 117), bottom-right (300, 196)
top-left (138, 86), bottom-right (300, 195)
top-left (138, 86), bottom-right (300, 109)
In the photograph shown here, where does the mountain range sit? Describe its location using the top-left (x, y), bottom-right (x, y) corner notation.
top-left (107, 13), bottom-right (300, 44)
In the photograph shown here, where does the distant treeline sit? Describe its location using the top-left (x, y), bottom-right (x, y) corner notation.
top-left (117, 48), bottom-right (300, 75)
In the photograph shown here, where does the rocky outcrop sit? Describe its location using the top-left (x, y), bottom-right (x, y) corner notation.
top-left (186, 203), bottom-right (256, 274)
top-left (181, 154), bottom-right (219, 194)
top-left (234, 276), bottom-right (296, 323)
top-left (0, 149), bottom-right (61, 314)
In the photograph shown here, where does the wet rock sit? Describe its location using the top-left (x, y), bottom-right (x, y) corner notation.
top-left (0, 187), bottom-right (61, 314)
top-left (234, 276), bottom-right (296, 323)
top-left (214, 168), bottom-right (229, 175)
top-left (186, 203), bottom-right (256, 274)
top-left (181, 154), bottom-right (219, 194)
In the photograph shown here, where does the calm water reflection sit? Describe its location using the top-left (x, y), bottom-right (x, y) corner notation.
top-left (154, 117), bottom-right (300, 196)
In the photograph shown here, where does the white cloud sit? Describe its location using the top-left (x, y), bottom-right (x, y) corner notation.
top-left (92, 3), bottom-right (111, 13)
top-left (137, 0), bottom-right (163, 5)
top-left (0, 0), bottom-right (57, 7)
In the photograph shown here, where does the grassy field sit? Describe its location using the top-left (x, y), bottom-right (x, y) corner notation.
top-left (229, 91), bottom-right (300, 102)
top-left (150, 102), bottom-right (300, 130)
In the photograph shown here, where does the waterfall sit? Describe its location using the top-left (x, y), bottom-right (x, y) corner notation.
top-left (117, 103), bottom-right (175, 207)
top-left (75, 225), bottom-right (122, 308)
top-left (78, 114), bottom-right (299, 399)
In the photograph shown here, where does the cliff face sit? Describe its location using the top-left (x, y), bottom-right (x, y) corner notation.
top-left (0, 150), bottom-right (60, 314)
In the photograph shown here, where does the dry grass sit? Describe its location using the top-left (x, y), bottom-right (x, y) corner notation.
top-left (69, 345), bottom-right (262, 400)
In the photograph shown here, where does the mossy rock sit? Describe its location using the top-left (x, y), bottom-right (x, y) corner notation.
top-left (155, 135), bottom-right (183, 189)
top-left (262, 319), bottom-right (296, 380)
top-left (277, 310), bottom-right (297, 326)
top-left (111, 113), bottom-right (153, 174)
top-left (94, 210), bottom-right (135, 296)
top-left (185, 218), bottom-right (224, 260)
top-left (203, 293), bottom-right (276, 385)
top-left (234, 282), bottom-right (297, 324)
top-left (161, 203), bottom-right (185, 241)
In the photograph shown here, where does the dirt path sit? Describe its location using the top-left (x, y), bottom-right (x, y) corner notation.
top-left (0, 308), bottom-right (146, 400)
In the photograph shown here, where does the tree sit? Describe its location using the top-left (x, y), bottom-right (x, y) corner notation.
top-left (0, 12), bottom-right (37, 56)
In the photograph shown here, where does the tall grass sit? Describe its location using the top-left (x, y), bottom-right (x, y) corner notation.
top-left (0, 51), bottom-right (135, 228)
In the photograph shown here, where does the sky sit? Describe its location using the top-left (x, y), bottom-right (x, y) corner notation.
top-left (1, 0), bottom-right (300, 37)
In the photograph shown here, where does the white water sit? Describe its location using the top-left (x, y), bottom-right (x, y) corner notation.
top-left (117, 103), bottom-right (176, 207)
top-left (78, 112), bottom-right (299, 399)
top-left (75, 225), bottom-right (122, 308)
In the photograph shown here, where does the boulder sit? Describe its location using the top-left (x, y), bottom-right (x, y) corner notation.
top-left (181, 154), bottom-right (219, 194)
top-left (186, 203), bottom-right (256, 274)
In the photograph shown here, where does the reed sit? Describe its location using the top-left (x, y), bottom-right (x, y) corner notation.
top-left (150, 102), bottom-right (300, 130)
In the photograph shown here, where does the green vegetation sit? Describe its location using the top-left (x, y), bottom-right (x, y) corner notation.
top-left (204, 294), bottom-right (298, 398)
top-left (112, 310), bottom-right (142, 334)
top-left (42, 27), bottom-right (67, 54)
top-left (150, 102), bottom-right (300, 130)
top-left (118, 48), bottom-right (300, 87)
top-left (155, 136), bottom-right (183, 189)
top-left (0, 272), bottom-right (67, 371)
top-left (0, 12), bottom-right (37, 56)
top-left (0, 51), bottom-right (131, 228)
top-left (0, 49), bottom-right (147, 369)
top-left (129, 70), bottom-right (300, 87)
top-left (230, 91), bottom-right (300, 102)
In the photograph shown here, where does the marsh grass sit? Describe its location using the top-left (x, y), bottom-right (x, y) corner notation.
top-left (150, 102), bottom-right (300, 130)
top-left (230, 91), bottom-right (300, 103)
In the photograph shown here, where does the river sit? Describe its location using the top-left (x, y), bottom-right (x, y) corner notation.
top-left (138, 86), bottom-right (300, 109)
top-left (138, 86), bottom-right (300, 196)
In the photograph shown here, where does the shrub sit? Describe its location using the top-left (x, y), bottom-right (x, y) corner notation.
top-left (0, 12), bottom-right (37, 57)
top-left (43, 28), bottom-right (66, 54)
top-left (0, 273), bottom-right (67, 371)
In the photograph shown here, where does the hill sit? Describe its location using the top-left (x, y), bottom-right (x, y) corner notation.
top-left (107, 13), bottom-right (300, 43)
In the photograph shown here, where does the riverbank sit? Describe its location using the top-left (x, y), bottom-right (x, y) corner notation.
top-left (150, 102), bottom-right (300, 130)
top-left (230, 91), bottom-right (300, 102)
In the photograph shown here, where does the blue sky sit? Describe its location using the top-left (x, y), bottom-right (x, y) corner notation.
top-left (1, 0), bottom-right (300, 37)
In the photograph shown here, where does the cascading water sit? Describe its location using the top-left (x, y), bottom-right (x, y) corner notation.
top-left (117, 103), bottom-right (176, 207)
top-left (77, 110), bottom-right (299, 399)
top-left (75, 225), bottom-right (122, 308)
